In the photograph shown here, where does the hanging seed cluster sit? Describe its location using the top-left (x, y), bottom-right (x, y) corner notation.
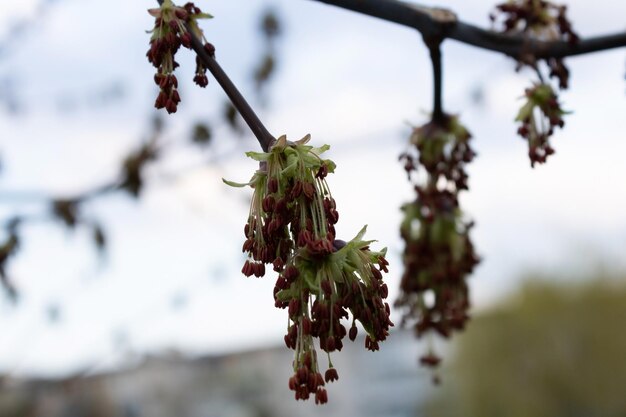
top-left (225, 135), bottom-right (392, 403)
top-left (491, 0), bottom-right (578, 166)
top-left (396, 115), bottom-right (480, 369)
top-left (147, 0), bottom-right (214, 113)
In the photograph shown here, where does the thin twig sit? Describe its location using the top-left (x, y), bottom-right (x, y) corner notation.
top-left (425, 37), bottom-right (444, 122)
top-left (309, 0), bottom-right (626, 58)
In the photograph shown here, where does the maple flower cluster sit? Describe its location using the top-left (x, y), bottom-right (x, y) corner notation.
top-left (516, 83), bottom-right (567, 166)
top-left (491, 0), bottom-right (578, 166)
top-left (397, 115), bottom-right (480, 371)
top-left (225, 135), bottom-right (393, 403)
top-left (147, 0), bottom-right (214, 113)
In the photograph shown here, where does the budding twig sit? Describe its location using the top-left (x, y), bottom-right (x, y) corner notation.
top-left (156, 0), bottom-right (275, 152)
top-left (425, 37), bottom-right (444, 123)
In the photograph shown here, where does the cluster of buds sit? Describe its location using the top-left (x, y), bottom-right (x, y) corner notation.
top-left (490, 0), bottom-right (578, 165)
top-left (396, 115), bottom-right (480, 371)
top-left (491, 0), bottom-right (579, 44)
top-left (147, 0), bottom-right (214, 113)
top-left (516, 83), bottom-right (568, 166)
top-left (225, 135), bottom-right (392, 403)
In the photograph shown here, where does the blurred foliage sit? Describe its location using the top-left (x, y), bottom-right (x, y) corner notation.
top-left (422, 274), bottom-right (626, 417)
top-left (253, 8), bottom-right (281, 101)
top-left (191, 122), bottom-right (212, 146)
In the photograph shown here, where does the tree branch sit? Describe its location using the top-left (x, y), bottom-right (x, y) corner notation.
top-left (308, 0), bottom-right (626, 58)
top-left (188, 35), bottom-right (275, 151)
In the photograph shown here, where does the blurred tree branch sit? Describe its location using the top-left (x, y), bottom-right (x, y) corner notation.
top-left (309, 0), bottom-right (626, 58)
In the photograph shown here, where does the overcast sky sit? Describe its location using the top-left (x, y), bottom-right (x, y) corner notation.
top-left (0, 0), bottom-right (625, 377)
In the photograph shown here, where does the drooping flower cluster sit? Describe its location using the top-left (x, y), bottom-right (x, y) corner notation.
top-left (516, 83), bottom-right (568, 166)
top-left (491, 0), bottom-right (579, 47)
top-left (225, 135), bottom-right (392, 403)
top-left (397, 115), bottom-right (480, 371)
top-left (490, 0), bottom-right (578, 166)
top-left (147, 0), bottom-right (214, 113)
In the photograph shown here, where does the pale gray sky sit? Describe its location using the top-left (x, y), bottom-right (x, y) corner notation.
top-left (0, 0), bottom-right (625, 376)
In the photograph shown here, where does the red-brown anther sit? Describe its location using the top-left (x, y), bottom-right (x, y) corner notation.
top-left (302, 182), bottom-right (316, 200)
top-left (204, 42), bottom-right (216, 57)
top-left (273, 257), bottom-right (284, 272)
top-left (325, 336), bottom-right (336, 352)
top-left (241, 260), bottom-right (252, 277)
top-left (257, 246), bottom-right (268, 263)
top-left (303, 351), bottom-right (312, 369)
top-left (275, 197), bottom-right (287, 214)
top-left (267, 219), bottom-right (279, 235)
top-left (302, 317), bottom-right (312, 335)
top-left (336, 323), bottom-right (347, 338)
top-left (321, 280), bottom-right (333, 297)
top-left (262, 195), bottom-right (275, 212)
top-left (288, 376), bottom-right (297, 391)
top-left (267, 177), bottom-right (279, 193)
top-left (154, 94), bottom-right (166, 109)
top-left (253, 262), bottom-right (265, 278)
top-left (371, 266), bottom-right (383, 281)
top-left (288, 298), bottom-right (301, 317)
top-left (297, 367), bottom-right (309, 385)
top-left (332, 303), bottom-right (341, 319)
top-left (242, 238), bottom-right (254, 253)
top-left (284, 265), bottom-right (299, 282)
top-left (274, 276), bottom-right (288, 291)
top-left (324, 368), bottom-right (339, 383)
top-left (379, 284), bottom-right (389, 298)
top-left (297, 230), bottom-right (312, 247)
top-left (349, 324), bottom-right (358, 341)
top-left (315, 164), bottom-right (328, 179)
top-left (378, 256), bottom-right (389, 273)
top-left (365, 336), bottom-right (380, 351)
top-left (171, 90), bottom-right (181, 103)
top-left (290, 181), bottom-right (303, 199)
top-left (165, 31), bottom-right (177, 46)
top-left (165, 99), bottom-right (177, 114)
top-left (297, 387), bottom-right (310, 401)
top-left (420, 353), bottom-right (441, 367)
top-left (315, 389), bottom-right (328, 405)
top-left (284, 334), bottom-right (294, 349)
top-left (193, 74), bottom-right (208, 88)
top-left (315, 372), bottom-right (325, 387)
top-left (175, 8), bottom-right (188, 20)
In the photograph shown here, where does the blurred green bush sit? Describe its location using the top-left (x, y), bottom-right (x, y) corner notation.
top-left (424, 274), bottom-right (626, 417)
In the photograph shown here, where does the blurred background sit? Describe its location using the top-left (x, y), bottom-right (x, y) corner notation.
top-left (1, 0), bottom-right (625, 416)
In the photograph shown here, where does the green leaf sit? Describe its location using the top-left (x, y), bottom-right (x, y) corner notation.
top-left (222, 178), bottom-right (251, 188)
top-left (515, 101), bottom-right (535, 122)
top-left (244, 151), bottom-right (270, 161)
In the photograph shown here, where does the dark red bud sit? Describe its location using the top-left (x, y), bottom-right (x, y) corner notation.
top-left (324, 368), bottom-right (339, 383)
top-left (204, 42), bottom-right (216, 56)
top-left (349, 325), bottom-right (358, 341)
